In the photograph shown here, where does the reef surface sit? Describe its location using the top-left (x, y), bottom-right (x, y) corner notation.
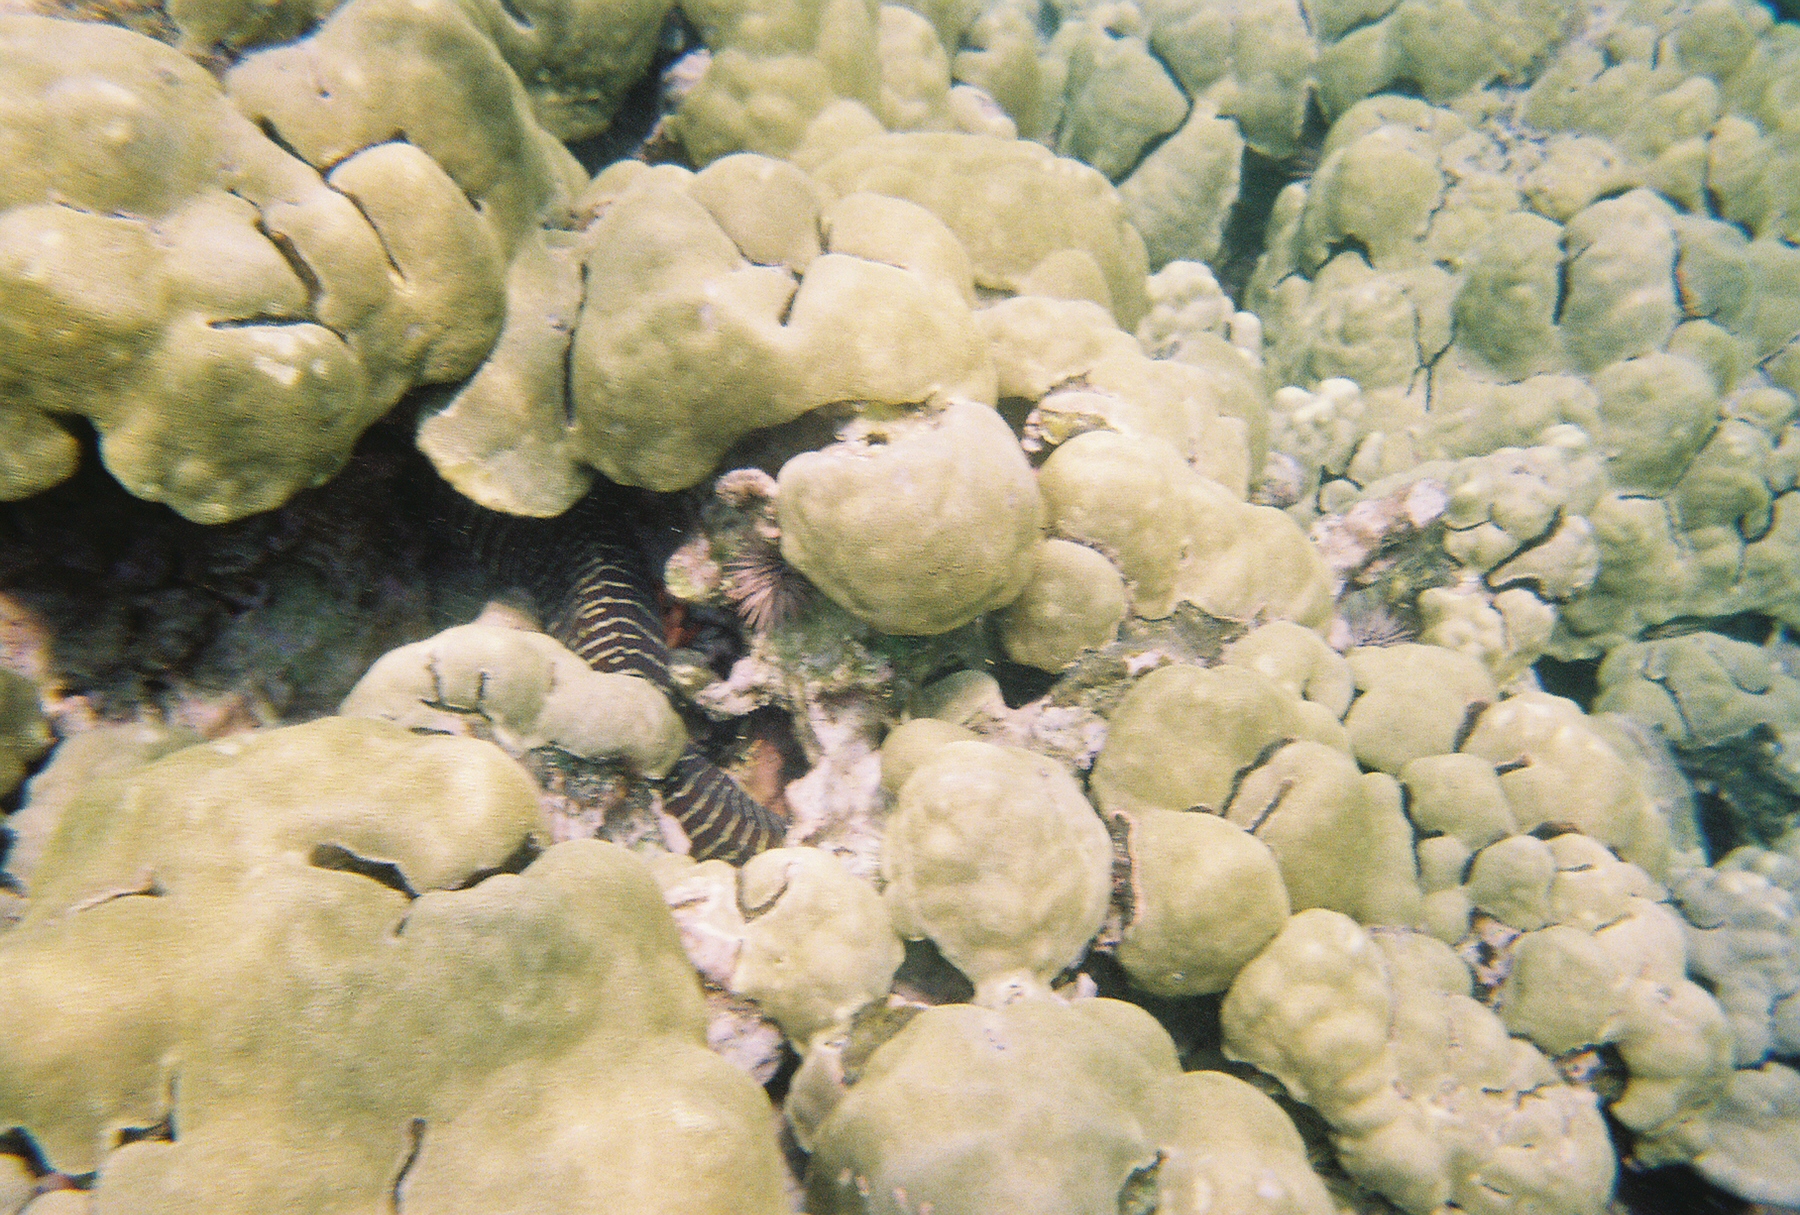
top-left (3, 0), bottom-right (1800, 1210)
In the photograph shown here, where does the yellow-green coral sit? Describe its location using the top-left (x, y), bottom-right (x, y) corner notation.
top-left (1226, 740), bottom-right (1424, 927)
top-left (1460, 832), bottom-right (1736, 1152)
top-left (1090, 662), bottom-right (1331, 818)
top-left (812, 131), bottom-right (1152, 327)
top-left (806, 994), bottom-right (1334, 1215)
top-left (994, 538), bottom-right (1128, 671)
top-left (732, 846), bottom-right (904, 1045)
top-left (339, 622), bottom-right (688, 778)
top-left (882, 739), bottom-right (1112, 1002)
top-left (1223, 909), bottom-right (1617, 1215)
top-left (978, 292), bottom-right (1266, 491)
top-left (0, 4), bottom-right (585, 522)
top-left (1113, 807), bottom-right (1290, 997)
top-left (1039, 430), bottom-right (1330, 626)
top-left (1461, 691), bottom-right (1674, 876)
top-left (671, 0), bottom-right (883, 163)
top-left (422, 154), bottom-right (999, 510)
top-left (1665, 1062), bottom-right (1800, 1206)
top-left (1343, 642), bottom-right (1498, 772)
top-left (1674, 847), bottom-right (1800, 1067)
top-left (16, 1), bottom-right (1800, 1206)
top-left (0, 717), bottom-right (787, 1212)
top-left (777, 399), bottom-right (1043, 635)
top-left (0, 667), bottom-right (49, 802)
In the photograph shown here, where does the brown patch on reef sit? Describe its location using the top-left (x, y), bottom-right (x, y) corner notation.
top-left (722, 710), bottom-right (808, 823)
top-left (660, 594), bottom-right (697, 651)
top-left (521, 748), bottom-right (667, 851)
top-left (1045, 603), bottom-right (1246, 719)
top-left (737, 735), bottom-right (789, 811)
top-left (26, 0), bottom-right (182, 45)
top-left (1457, 912), bottom-right (1523, 1005)
top-left (0, 594), bottom-right (52, 688)
top-left (1329, 590), bottom-right (1421, 652)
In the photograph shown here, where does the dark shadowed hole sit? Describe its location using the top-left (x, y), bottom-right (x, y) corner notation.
top-left (715, 402), bottom-right (861, 480)
top-left (454, 835), bottom-right (542, 891)
top-left (1553, 242), bottom-right (1573, 324)
top-left (1215, 148), bottom-right (1301, 301)
top-left (991, 657), bottom-right (1058, 709)
top-left (0, 1128), bottom-right (51, 1177)
top-left (777, 1118), bottom-right (813, 1196)
top-left (762, 1041), bottom-right (802, 1104)
top-left (0, 1127), bottom-right (94, 1191)
top-left (1533, 654), bottom-right (1600, 711)
top-left (1450, 699), bottom-right (1493, 752)
top-left (207, 315), bottom-right (313, 330)
top-left (1, 729), bottom-right (55, 814)
top-left (1607, 1095), bottom-right (1749, 1215)
top-left (1643, 612), bottom-right (1776, 645)
top-left (310, 843), bottom-right (417, 898)
top-left (559, 265), bottom-right (587, 428)
top-left (891, 937), bottom-right (974, 1005)
top-left (561, 10), bottom-right (700, 175)
top-left (1078, 952), bottom-right (1232, 1072)
top-left (1527, 821), bottom-right (1585, 841)
top-left (1321, 234), bottom-right (1374, 266)
top-left (254, 118), bottom-right (306, 163)
top-left (1212, 93), bottom-right (1331, 303)
top-left (1117, 1151), bottom-right (1162, 1215)
top-left (996, 395), bottom-right (1036, 435)
top-left (1614, 1163), bottom-right (1749, 1215)
top-left (1695, 788), bottom-right (1748, 862)
top-left (116, 1115), bottom-right (174, 1148)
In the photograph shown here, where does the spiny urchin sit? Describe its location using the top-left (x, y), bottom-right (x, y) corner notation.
top-left (1330, 595), bottom-right (1419, 651)
top-left (722, 539), bottom-right (811, 635)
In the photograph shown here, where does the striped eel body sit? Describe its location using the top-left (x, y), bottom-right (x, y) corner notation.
top-left (445, 486), bottom-right (786, 864)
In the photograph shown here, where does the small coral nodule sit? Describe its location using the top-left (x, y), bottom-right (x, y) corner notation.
top-left (724, 541), bottom-right (811, 635)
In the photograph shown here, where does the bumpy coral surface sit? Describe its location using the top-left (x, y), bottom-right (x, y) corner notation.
top-left (806, 995), bottom-right (1334, 1215)
top-left (1675, 846), bottom-right (1800, 1067)
top-left (340, 621), bottom-right (688, 779)
top-left (12, 0), bottom-right (1800, 1209)
top-left (0, 717), bottom-right (787, 1213)
top-left (1223, 910), bottom-right (1618, 1215)
top-left (882, 738), bottom-right (1113, 1001)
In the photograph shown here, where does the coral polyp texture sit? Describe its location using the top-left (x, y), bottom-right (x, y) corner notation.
top-left (11, 0), bottom-right (1800, 1210)
top-left (0, 719), bottom-right (788, 1213)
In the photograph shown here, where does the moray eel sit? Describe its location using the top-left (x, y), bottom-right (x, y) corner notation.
top-left (444, 485), bottom-right (787, 864)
